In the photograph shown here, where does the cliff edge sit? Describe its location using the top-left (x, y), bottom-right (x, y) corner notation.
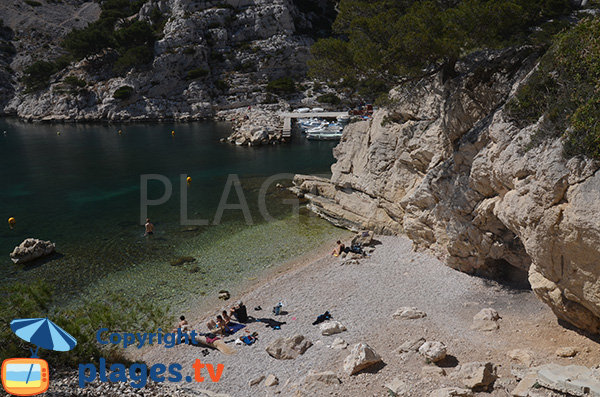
top-left (294, 45), bottom-right (600, 334)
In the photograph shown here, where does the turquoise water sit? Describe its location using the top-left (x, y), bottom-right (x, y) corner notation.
top-left (0, 119), bottom-right (344, 311)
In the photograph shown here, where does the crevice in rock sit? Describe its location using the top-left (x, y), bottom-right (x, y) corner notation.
top-left (477, 259), bottom-right (531, 290)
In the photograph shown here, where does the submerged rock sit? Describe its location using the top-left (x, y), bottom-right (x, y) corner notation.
top-left (170, 256), bottom-right (195, 266)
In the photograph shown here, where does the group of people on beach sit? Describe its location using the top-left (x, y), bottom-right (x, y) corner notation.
top-left (172, 302), bottom-right (249, 339)
top-left (205, 301), bottom-right (248, 336)
top-left (332, 240), bottom-right (366, 257)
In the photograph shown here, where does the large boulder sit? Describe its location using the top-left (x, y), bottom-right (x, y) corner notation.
top-left (453, 362), bottom-right (497, 391)
top-left (471, 308), bottom-right (500, 331)
top-left (419, 341), bottom-right (447, 363)
top-left (320, 321), bottom-right (347, 336)
top-left (10, 238), bottom-right (56, 264)
top-left (343, 342), bottom-right (383, 375)
top-left (265, 335), bottom-right (312, 360)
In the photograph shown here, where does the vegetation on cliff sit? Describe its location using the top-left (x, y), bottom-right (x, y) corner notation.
top-left (23, 0), bottom-right (159, 92)
top-left (508, 17), bottom-right (600, 160)
top-left (309, 0), bottom-right (572, 102)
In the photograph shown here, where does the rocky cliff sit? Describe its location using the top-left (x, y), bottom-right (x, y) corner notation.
top-left (1, 0), bottom-right (335, 120)
top-left (294, 46), bottom-right (600, 334)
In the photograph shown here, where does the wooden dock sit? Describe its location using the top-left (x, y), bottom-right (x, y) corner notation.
top-left (280, 111), bottom-right (349, 138)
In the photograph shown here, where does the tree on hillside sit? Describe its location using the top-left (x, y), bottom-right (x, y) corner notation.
top-left (309, 0), bottom-right (571, 102)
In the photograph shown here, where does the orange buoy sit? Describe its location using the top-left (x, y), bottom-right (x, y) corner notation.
top-left (8, 217), bottom-right (15, 229)
top-left (171, 130), bottom-right (175, 136)
top-left (187, 176), bottom-right (192, 184)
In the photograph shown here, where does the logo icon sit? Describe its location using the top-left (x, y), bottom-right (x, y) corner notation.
top-left (1, 318), bottom-right (77, 396)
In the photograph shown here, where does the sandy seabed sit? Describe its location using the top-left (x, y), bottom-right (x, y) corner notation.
top-left (138, 236), bottom-right (600, 397)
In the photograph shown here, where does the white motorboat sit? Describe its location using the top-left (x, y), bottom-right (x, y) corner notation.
top-left (306, 130), bottom-right (343, 140)
top-left (306, 122), bottom-right (342, 134)
top-left (297, 118), bottom-right (324, 131)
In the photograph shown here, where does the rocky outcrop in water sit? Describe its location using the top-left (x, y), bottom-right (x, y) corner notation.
top-left (2, 0), bottom-right (335, 120)
top-left (221, 107), bottom-right (284, 146)
top-left (293, 46), bottom-right (600, 334)
top-left (10, 238), bottom-right (56, 264)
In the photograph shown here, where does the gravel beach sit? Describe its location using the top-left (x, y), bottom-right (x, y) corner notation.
top-left (111, 236), bottom-right (599, 396)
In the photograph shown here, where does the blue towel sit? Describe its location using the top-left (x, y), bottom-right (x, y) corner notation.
top-left (226, 322), bottom-right (246, 334)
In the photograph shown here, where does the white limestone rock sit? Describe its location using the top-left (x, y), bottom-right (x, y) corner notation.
top-left (320, 321), bottom-right (347, 336)
top-left (343, 343), bottom-right (383, 375)
top-left (10, 238), bottom-right (56, 264)
top-left (419, 341), bottom-right (447, 363)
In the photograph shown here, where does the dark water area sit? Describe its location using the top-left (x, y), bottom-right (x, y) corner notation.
top-left (0, 119), bottom-right (344, 311)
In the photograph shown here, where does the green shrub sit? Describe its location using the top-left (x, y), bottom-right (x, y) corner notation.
top-left (113, 85), bottom-right (134, 100)
top-left (262, 93), bottom-right (278, 104)
top-left (182, 47), bottom-right (196, 55)
top-left (186, 67), bottom-right (209, 80)
top-left (113, 45), bottom-right (154, 75)
top-left (24, 0), bottom-right (42, 6)
top-left (507, 17), bottom-right (600, 160)
top-left (317, 93), bottom-right (341, 105)
top-left (63, 75), bottom-right (86, 88)
top-left (266, 77), bottom-right (296, 95)
top-left (0, 280), bottom-right (169, 369)
top-left (23, 60), bottom-right (58, 92)
top-left (215, 79), bottom-right (229, 91)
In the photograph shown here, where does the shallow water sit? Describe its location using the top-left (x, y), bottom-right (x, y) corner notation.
top-left (0, 119), bottom-right (343, 312)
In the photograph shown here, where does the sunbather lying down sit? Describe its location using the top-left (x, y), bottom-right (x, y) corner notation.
top-left (195, 334), bottom-right (236, 355)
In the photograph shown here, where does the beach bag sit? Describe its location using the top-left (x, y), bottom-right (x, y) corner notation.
top-left (241, 336), bottom-right (255, 345)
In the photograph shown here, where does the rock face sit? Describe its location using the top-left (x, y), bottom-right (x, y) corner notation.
top-left (224, 108), bottom-right (284, 145)
top-left (10, 238), bottom-right (56, 264)
top-left (293, 46), bottom-right (600, 334)
top-left (3, 0), bottom-right (335, 120)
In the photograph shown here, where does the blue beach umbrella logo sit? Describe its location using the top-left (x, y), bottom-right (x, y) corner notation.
top-left (1, 318), bottom-right (77, 396)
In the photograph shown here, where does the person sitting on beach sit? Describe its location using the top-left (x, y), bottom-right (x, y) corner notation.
top-left (229, 301), bottom-right (248, 323)
top-left (222, 310), bottom-right (232, 325)
top-left (144, 218), bottom-right (155, 236)
top-left (332, 240), bottom-right (345, 256)
top-left (172, 315), bottom-right (189, 333)
top-left (206, 315), bottom-right (230, 337)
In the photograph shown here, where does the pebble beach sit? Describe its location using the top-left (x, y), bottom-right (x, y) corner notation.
top-left (113, 235), bottom-right (600, 397)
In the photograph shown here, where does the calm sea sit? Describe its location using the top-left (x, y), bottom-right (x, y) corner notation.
top-left (0, 118), bottom-right (344, 311)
